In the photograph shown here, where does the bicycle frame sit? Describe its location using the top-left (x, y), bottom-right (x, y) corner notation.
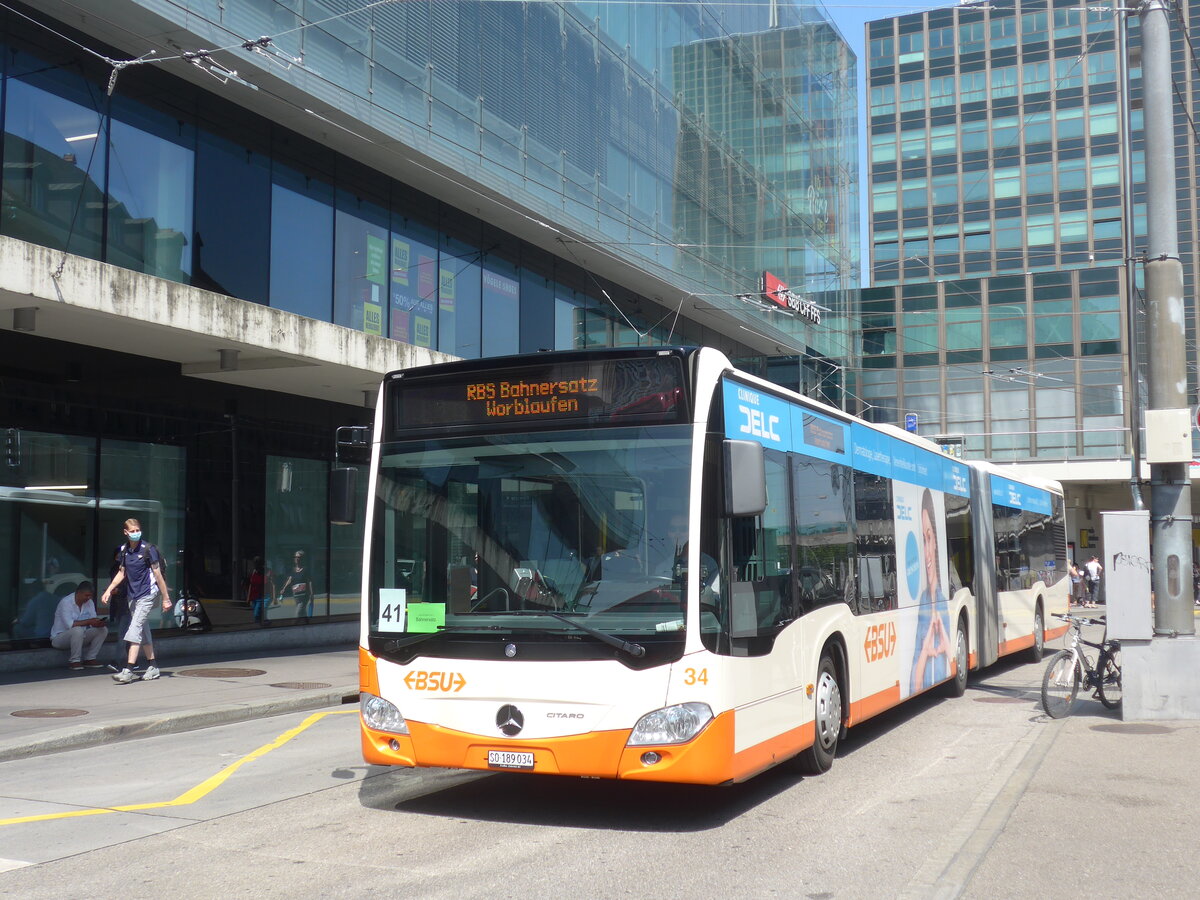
top-left (1042, 613), bottom-right (1121, 718)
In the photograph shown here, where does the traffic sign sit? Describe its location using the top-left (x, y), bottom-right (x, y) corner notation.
top-left (904, 413), bottom-right (918, 433)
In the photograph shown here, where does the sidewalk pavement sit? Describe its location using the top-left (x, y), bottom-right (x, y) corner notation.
top-left (0, 645), bottom-right (360, 763)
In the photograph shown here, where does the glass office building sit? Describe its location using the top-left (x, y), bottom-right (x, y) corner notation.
top-left (2, 1), bottom-right (858, 655)
top-left (861, 0), bottom-right (1173, 463)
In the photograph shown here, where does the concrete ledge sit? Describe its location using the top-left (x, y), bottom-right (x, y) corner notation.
top-left (0, 621), bottom-right (360, 674)
top-left (0, 684), bottom-right (360, 763)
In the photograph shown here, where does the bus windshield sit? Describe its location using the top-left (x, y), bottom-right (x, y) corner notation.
top-left (368, 424), bottom-right (693, 662)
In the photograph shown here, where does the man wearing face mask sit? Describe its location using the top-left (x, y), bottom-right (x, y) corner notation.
top-left (102, 518), bottom-right (172, 684)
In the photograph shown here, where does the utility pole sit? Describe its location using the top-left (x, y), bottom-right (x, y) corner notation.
top-left (1119, 0), bottom-right (1200, 722)
top-left (1140, 0), bottom-right (1195, 636)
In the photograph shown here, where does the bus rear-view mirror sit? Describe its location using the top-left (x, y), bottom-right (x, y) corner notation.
top-left (722, 439), bottom-right (766, 517)
top-left (330, 466), bottom-right (359, 526)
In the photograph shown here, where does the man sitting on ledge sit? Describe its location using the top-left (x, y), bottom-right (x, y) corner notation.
top-left (50, 581), bottom-right (108, 671)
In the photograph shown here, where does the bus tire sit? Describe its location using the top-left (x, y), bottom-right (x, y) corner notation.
top-left (946, 616), bottom-right (968, 697)
top-left (1028, 605), bottom-right (1045, 662)
top-left (797, 651), bottom-right (842, 775)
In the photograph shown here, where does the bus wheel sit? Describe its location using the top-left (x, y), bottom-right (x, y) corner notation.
top-left (947, 617), bottom-right (968, 697)
top-left (1028, 606), bottom-right (1045, 662)
top-left (798, 652), bottom-right (842, 775)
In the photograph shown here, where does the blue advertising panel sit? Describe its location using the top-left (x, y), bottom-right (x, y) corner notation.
top-left (793, 408), bottom-right (849, 465)
top-left (850, 422), bottom-right (892, 478)
top-left (990, 474), bottom-right (1053, 515)
top-left (722, 378), bottom-right (966, 494)
top-left (723, 379), bottom-right (790, 452)
top-left (942, 460), bottom-right (971, 498)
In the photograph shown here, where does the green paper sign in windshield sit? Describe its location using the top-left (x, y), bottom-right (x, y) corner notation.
top-left (406, 602), bottom-right (446, 633)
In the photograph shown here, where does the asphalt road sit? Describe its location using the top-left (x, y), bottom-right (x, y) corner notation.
top-left (0, 649), bottom-right (1177, 899)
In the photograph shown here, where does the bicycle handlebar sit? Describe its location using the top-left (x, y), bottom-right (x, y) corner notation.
top-left (1051, 612), bottom-right (1106, 627)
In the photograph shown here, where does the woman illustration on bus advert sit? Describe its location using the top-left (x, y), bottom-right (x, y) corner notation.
top-left (911, 488), bottom-right (952, 694)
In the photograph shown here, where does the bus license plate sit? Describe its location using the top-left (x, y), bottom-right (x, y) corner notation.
top-left (488, 750), bottom-right (534, 770)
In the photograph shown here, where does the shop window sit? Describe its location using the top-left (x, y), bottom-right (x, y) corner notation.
top-left (266, 456), bottom-right (333, 621)
top-left (2, 432), bottom-right (96, 644)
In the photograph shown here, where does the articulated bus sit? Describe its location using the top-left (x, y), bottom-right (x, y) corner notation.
top-left (353, 347), bottom-right (1068, 784)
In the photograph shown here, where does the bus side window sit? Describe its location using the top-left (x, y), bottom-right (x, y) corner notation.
top-left (728, 450), bottom-right (793, 645)
top-left (792, 456), bottom-right (855, 616)
top-left (853, 472), bottom-right (897, 614)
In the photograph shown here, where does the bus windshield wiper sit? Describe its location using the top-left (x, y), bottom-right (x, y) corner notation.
top-left (381, 625), bottom-right (497, 652)
top-left (502, 610), bottom-right (646, 658)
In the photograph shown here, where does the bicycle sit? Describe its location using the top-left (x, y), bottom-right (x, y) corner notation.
top-left (1041, 613), bottom-right (1121, 718)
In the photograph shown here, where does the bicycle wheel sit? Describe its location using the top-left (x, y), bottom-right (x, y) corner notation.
top-left (1097, 648), bottom-right (1122, 709)
top-left (1041, 650), bottom-right (1081, 718)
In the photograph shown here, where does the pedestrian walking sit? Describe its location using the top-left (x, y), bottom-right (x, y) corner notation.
top-left (101, 518), bottom-right (172, 683)
top-left (247, 556), bottom-right (274, 626)
top-left (1084, 554), bottom-right (1103, 607)
top-left (104, 543), bottom-right (132, 664)
top-left (277, 550), bottom-right (313, 623)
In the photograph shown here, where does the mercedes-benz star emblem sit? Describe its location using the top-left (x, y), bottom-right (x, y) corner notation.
top-left (496, 704), bottom-right (524, 736)
top-left (504, 642), bottom-right (517, 658)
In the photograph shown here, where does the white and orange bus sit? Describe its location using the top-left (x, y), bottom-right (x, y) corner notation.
top-left (348, 347), bottom-right (1068, 784)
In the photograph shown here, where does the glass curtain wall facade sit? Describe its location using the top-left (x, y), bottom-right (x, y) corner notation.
top-left (85, 0), bottom-right (860, 364)
top-left (0, 1), bottom-right (861, 364)
top-left (0, 21), bottom-right (726, 359)
top-left (858, 0), bottom-right (1188, 461)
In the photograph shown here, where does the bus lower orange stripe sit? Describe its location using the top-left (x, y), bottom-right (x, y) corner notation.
top-left (848, 682), bottom-right (901, 726)
top-left (1000, 634), bottom-right (1035, 656)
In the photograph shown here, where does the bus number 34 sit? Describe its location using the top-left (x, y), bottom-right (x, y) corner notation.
top-left (863, 623), bottom-right (897, 662)
top-left (403, 671), bottom-right (467, 692)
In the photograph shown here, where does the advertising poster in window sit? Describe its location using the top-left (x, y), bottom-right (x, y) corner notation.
top-left (894, 481), bottom-right (951, 698)
top-left (390, 236), bottom-right (437, 346)
top-left (363, 233), bottom-right (386, 335)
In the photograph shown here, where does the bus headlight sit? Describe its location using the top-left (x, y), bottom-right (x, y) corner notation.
top-left (361, 692), bottom-right (409, 735)
top-left (627, 702), bottom-right (713, 746)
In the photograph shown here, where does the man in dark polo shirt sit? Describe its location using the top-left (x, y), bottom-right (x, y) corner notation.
top-left (101, 517), bottom-right (172, 684)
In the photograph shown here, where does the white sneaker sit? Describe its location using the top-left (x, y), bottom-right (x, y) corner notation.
top-left (143, 666), bottom-right (160, 681)
top-left (112, 668), bottom-right (136, 684)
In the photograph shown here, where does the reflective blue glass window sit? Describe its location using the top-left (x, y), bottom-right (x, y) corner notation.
top-left (334, 189), bottom-right (389, 335)
top-left (194, 131), bottom-right (269, 304)
top-left (481, 247), bottom-right (520, 358)
top-left (269, 166), bottom-right (333, 321)
top-left (554, 284), bottom-right (586, 350)
top-left (438, 215), bottom-right (482, 358)
top-left (106, 98), bottom-right (194, 282)
top-left (2, 69), bottom-right (107, 261)
top-left (519, 261), bottom-right (554, 353)
top-left (389, 215), bottom-right (438, 348)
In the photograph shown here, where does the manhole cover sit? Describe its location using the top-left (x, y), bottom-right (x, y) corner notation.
top-left (270, 681), bottom-right (331, 690)
top-left (973, 696), bottom-right (1026, 704)
top-left (1091, 723), bottom-right (1175, 735)
top-left (11, 708), bottom-right (89, 718)
top-left (177, 667), bottom-right (267, 678)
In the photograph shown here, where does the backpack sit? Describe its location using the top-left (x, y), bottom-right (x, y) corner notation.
top-left (122, 542), bottom-right (164, 575)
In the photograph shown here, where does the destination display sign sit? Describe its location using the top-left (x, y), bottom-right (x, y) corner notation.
top-left (391, 356), bottom-right (687, 432)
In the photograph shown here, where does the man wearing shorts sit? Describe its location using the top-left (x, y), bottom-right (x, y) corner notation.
top-left (101, 518), bottom-right (172, 684)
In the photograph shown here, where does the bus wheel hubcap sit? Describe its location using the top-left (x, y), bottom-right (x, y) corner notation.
top-left (815, 671), bottom-right (841, 748)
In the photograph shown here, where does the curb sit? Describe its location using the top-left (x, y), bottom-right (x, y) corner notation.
top-left (0, 685), bottom-right (360, 763)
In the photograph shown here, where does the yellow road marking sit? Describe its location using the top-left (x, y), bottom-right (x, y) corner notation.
top-left (0, 709), bottom-right (357, 827)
